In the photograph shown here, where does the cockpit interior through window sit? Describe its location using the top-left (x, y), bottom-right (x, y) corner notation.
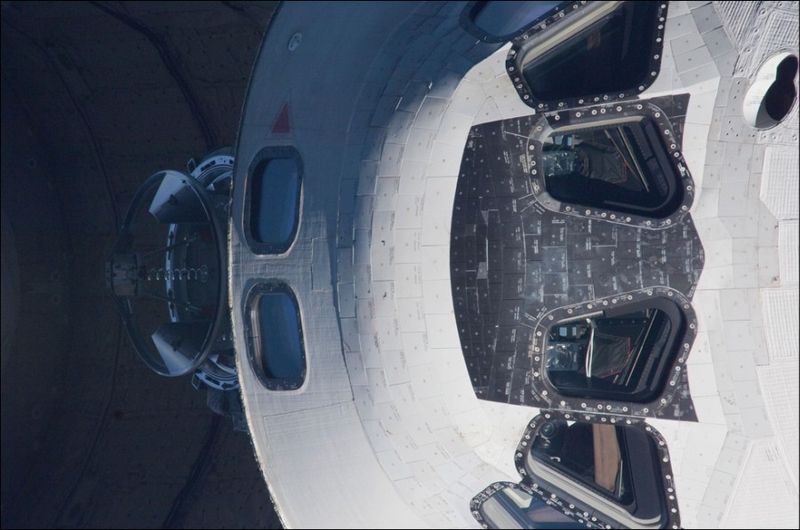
top-left (541, 116), bottom-right (684, 219)
top-left (544, 298), bottom-right (685, 403)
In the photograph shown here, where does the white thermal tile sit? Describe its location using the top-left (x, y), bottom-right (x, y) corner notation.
top-left (423, 279), bottom-right (454, 315)
top-left (778, 221), bottom-right (799, 284)
top-left (472, 97), bottom-right (502, 125)
top-left (723, 440), bottom-right (799, 529)
top-left (761, 288), bottom-right (799, 363)
top-left (688, 363), bottom-right (720, 397)
top-left (397, 299), bottom-right (427, 334)
top-left (371, 314), bottom-right (403, 351)
top-left (370, 241), bottom-right (394, 281)
top-left (761, 146), bottom-right (800, 220)
top-left (372, 281), bottom-right (396, 317)
top-left (403, 128), bottom-right (436, 162)
top-left (395, 264), bottom-right (424, 298)
top-left (377, 449), bottom-right (414, 481)
top-left (402, 333), bottom-right (430, 367)
top-left (757, 362), bottom-right (799, 487)
top-left (414, 97), bottom-right (449, 131)
top-left (383, 350), bottom-right (411, 386)
top-left (338, 281), bottom-right (356, 317)
top-left (374, 177), bottom-right (400, 211)
top-left (395, 194), bottom-right (424, 229)
top-left (447, 79), bottom-right (486, 116)
top-left (345, 350), bottom-right (368, 386)
top-left (421, 244), bottom-right (450, 280)
top-left (425, 313), bottom-right (460, 349)
top-left (399, 159), bottom-right (428, 193)
top-left (394, 229), bottom-right (423, 264)
top-left (437, 111), bottom-right (475, 143)
top-left (671, 31), bottom-right (707, 57)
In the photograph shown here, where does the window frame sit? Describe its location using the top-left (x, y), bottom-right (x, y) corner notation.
top-left (243, 145), bottom-right (303, 255)
top-left (522, 286), bottom-right (699, 418)
top-left (459, 0), bottom-right (570, 43)
top-left (526, 97), bottom-right (696, 228)
top-left (540, 115), bottom-right (685, 219)
top-left (471, 481), bottom-right (599, 530)
top-left (505, 1), bottom-right (668, 111)
top-left (244, 281), bottom-right (307, 391)
top-left (513, 413), bottom-right (681, 530)
top-left (543, 296), bottom-right (687, 403)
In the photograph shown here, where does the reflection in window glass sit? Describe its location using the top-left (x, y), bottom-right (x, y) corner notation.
top-left (545, 300), bottom-right (684, 402)
top-left (528, 421), bottom-right (667, 527)
top-left (255, 289), bottom-right (305, 389)
top-left (481, 486), bottom-right (585, 529)
top-left (250, 157), bottom-right (300, 251)
top-left (541, 118), bottom-right (683, 218)
top-left (522, 1), bottom-right (661, 101)
top-left (473, 1), bottom-right (562, 38)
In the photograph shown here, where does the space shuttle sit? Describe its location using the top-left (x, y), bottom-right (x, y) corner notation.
top-left (106, 1), bottom-right (800, 528)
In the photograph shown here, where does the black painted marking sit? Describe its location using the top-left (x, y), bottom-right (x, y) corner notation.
top-left (452, 96), bottom-right (703, 421)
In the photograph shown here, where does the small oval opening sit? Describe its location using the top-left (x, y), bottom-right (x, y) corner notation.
top-left (743, 53), bottom-right (799, 129)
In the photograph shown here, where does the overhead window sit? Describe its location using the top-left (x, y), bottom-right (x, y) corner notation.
top-left (246, 146), bottom-right (302, 253)
top-left (247, 283), bottom-right (306, 390)
top-left (469, 1), bottom-right (564, 41)
top-left (544, 298), bottom-right (685, 403)
top-left (541, 116), bottom-right (683, 219)
top-left (478, 484), bottom-right (586, 529)
top-left (520, 1), bottom-right (662, 102)
top-left (743, 53), bottom-right (799, 129)
top-left (526, 420), bottom-right (669, 528)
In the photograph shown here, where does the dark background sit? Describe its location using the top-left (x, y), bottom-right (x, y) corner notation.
top-left (1, 2), bottom-right (281, 527)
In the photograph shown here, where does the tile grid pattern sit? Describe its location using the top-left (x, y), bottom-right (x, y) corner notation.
top-left (683, 1), bottom-right (800, 528)
top-left (231, 1), bottom-right (798, 527)
top-left (335, 4), bottom-right (522, 527)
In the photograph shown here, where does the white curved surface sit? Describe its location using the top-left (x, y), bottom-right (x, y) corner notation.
top-left (229, 1), bottom-right (799, 528)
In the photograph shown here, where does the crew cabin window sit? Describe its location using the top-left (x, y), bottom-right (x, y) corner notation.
top-left (521, 1), bottom-right (662, 101)
top-left (541, 116), bottom-right (683, 219)
top-left (247, 283), bottom-right (306, 390)
top-left (478, 484), bottom-right (585, 529)
top-left (470, 1), bottom-right (563, 40)
top-left (526, 420), bottom-right (670, 529)
top-left (544, 298), bottom-right (685, 403)
top-left (246, 146), bottom-right (302, 253)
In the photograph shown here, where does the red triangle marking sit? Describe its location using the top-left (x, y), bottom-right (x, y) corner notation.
top-left (272, 103), bottom-right (291, 134)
